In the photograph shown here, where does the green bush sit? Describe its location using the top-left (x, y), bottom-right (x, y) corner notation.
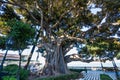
top-left (100, 74), bottom-right (113, 80)
top-left (3, 64), bottom-right (29, 80)
top-left (103, 67), bottom-right (114, 71)
top-left (69, 68), bottom-right (86, 73)
top-left (20, 69), bottom-right (30, 80)
top-left (36, 72), bottom-right (79, 80)
top-left (2, 76), bottom-right (16, 80)
top-left (4, 64), bottom-right (18, 75)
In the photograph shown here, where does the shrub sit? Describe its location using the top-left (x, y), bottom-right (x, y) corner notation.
top-left (36, 72), bottom-right (79, 80)
top-left (2, 76), bottom-right (16, 80)
top-left (100, 74), bottom-right (113, 80)
top-left (103, 67), bottom-right (114, 71)
top-left (3, 64), bottom-right (18, 75)
top-left (69, 68), bottom-right (86, 73)
top-left (3, 64), bottom-right (29, 80)
top-left (20, 69), bottom-right (30, 80)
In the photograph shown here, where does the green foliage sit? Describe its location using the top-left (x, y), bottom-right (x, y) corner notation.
top-left (2, 76), bottom-right (16, 80)
top-left (19, 68), bottom-right (30, 80)
top-left (69, 68), bottom-right (86, 73)
top-left (100, 74), bottom-right (113, 80)
top-left (86, 38), bottom-right (120, 56)
top-left (5, 19), bottom-right (35, 49)
top-left (3, 64), bottom-right (30, 80)
top-left (116, 52), bottom-right (120, 59)
top-left (1, 6), bottom-right (20, 21)
top-left (0, 19), bottom-right (10, 35)
top-left (0, 36), bottom-right (6, 49)
top-left (3, 64), bottom-right (18, 75)
top-left (36, 72), bottom-right (79, 80)
top-left (1, 0), bottom-right (120, 71)
top-left (6, 19), bottom-right (35, 40)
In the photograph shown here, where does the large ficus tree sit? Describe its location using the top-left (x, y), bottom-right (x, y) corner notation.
top-left (0, 0), bottom-right (120, 76)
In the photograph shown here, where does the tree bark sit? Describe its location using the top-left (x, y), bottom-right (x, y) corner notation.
top-left (58, 45), bottom-right (69, 74)
top-left (0, 48), bottom-right (8, 71)
top-left (24, 45), bottom-right (36, 69)
top-left (24, 7), bottom-right (43, 69)
top-left (42, 43), bottom-right (69, 76)
top-left (17, 50), bottom-right (22, 80)
top-left (24, 32), bottom-right (40, 69)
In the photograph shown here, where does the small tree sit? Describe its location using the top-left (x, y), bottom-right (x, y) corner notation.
top-left (0, 36), bottom-right (14, 71)
top-left (2, 19), bottom-right (35, 80)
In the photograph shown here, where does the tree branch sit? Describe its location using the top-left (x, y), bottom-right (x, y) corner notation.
top-left (64, 54), bottom-right (93, 63)
top-left (51, 2), bottom-right (79, 29)
top-left (0, 0), bottom-right (41, 24)
top-left (66, 36), bottom-right (86, 43)
top-left (63, 44), bottom-right (74, 55)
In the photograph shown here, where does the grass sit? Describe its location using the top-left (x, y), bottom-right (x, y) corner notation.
top-left (100, 74), bottom-right (113, 80)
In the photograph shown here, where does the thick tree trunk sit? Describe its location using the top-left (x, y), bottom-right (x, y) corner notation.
top-left (42, 43), bottom-right (69, 76)
top-left (0, 48), bottom-right (8, 71)
top-left (58, 46), bottom-right (69, 73)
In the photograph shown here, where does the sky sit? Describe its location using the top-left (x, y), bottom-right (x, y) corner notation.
top-left (88, 4), bottom-right (102, 15)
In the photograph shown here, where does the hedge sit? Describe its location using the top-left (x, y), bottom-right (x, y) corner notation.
top-left (36, 72), bottom-right (80, 80)
top-left (3, 64), bottom-right (29, 80)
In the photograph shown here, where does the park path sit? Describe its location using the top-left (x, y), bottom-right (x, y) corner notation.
top-left (79, 71), bottom-right (117, 80)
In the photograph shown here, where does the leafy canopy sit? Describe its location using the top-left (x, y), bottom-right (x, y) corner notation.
top-left (5, 19), bottom-right (35, 50)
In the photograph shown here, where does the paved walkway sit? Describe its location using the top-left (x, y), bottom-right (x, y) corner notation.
top-left (79, 71), bottom-right (118, 80)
